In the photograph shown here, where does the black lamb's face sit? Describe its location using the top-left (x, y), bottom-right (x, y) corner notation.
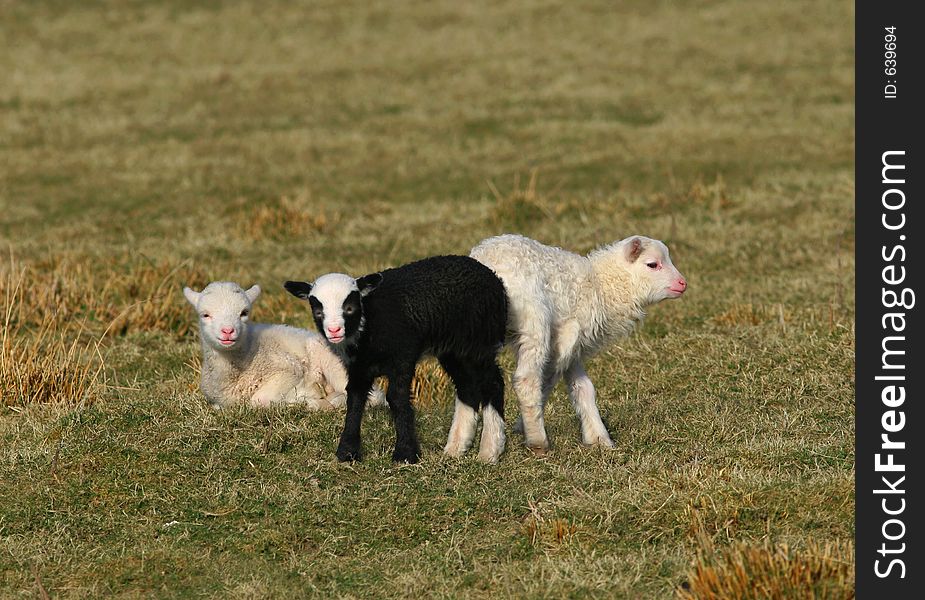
top-left (284, 272), bottom-right (382, 345)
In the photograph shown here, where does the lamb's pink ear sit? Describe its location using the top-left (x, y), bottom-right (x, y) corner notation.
top-left (244, 284), bottom-right (261, 303)
top-left (183, 287), bottom-right (201, 307)
top-left (624, 237), bottom-right (644, 262)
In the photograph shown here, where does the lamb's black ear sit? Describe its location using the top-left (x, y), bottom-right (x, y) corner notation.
top-left (356, 273), bottom-right (383, 296)
top-left (284, 280), bottom-right (313, 300)
top-left (624, 237), bottom-right (644, 262)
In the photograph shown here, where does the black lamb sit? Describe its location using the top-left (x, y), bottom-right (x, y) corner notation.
top-left (284, 255), bottom-right (509, 464)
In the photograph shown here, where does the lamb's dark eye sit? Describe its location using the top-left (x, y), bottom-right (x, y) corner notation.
top-left (240, 310), bottom-right (249, 317)
top-left (202, 313), bottom-right (211, 319)
top-left (344, 306), bottom-right (355, 315)
top-left (314, 310), bottom-right (324, 319)
top-left (646, 261), bottom-right (658, 269)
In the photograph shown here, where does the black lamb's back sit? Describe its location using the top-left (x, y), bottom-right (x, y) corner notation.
top-left (362, 255), bottom-right (507, 359)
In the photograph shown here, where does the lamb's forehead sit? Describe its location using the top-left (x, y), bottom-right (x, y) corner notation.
top-left (310, 273), bottom-right (359, 307)
top-left (625, 236), bottom-right (671, 260)
top-left (198, 281), bottom-right (250, 309)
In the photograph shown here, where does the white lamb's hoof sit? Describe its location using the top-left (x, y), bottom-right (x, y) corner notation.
top-left (443, 441), bottom-right (471, 458)
top-left (523, 433), bottom-right (550, 456)
top-left (582, 435), bottom-right (615, 449)
top-left (527, 445), bottom-right (549, 458)
top-left (477, 449), bottom-right (501, 464)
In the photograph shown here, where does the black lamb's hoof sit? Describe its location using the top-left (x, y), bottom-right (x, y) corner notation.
top-left (336, 443), bottom-right (361, 462)
top-left (392, 446), bottom-right (420, 464)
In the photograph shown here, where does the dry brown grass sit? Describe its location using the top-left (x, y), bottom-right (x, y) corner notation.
top-left (0, 253), bottom-right (208, 337)
top-left (522, 515), bottom-right (579, 548)
top-left (107, 257), bottom-right (209, 337)
top-left (678, 540), bottom-right (854, 600)
top-left (1, 262), bottom-right (107, 407)
top-left (677, 176), bottom-right (735, 213)
top-left (234, 193), bottom-right (336, 240)
top-left (409, 357), bottom-right (454, 408)
top-left (363, 359), bottom-right (456, 409)
top-left (0, 254), bottom-right (98, 328)
top-left (679, 502), bottom-right (854, 599)
top-left (709, 302), bottom-right (853, 334)
top-left (489, 169), bottom-right (579, 228)
top-left (711, 303), bottom-right (790, 328)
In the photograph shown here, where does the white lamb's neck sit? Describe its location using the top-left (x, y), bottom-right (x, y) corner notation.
top-left (587, 252), bottom-right (647, 338)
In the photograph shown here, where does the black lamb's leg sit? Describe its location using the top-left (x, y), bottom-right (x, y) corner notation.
top-left (385, 368), bottom-right (420, 463)
top-left (337, 374), bottom-right (371, 462)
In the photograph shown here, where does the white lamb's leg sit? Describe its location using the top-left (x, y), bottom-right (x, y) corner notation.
top-left (512, 338), bottom-right (551, 454)
top-left (248, 374), bottom-right (300, 408)
top-left (514, 321), bottom-right (580, 440)
top-left (444, 395), bottom-right (479, 457)
top-left (565, 361), bottom-right (614, 447)
top-left (477, 403), bottom-right (505, 464)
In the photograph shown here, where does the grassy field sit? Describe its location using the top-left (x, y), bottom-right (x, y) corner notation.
top-left (1, 1), bottom-right (855, 597)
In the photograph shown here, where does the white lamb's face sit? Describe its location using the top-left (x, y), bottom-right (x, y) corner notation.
top-left (183, 282), bottom-right (260, 351)
top-left (622, 237), bottom-right (687, 305)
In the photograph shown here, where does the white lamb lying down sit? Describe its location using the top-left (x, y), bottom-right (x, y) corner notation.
top-left (183, 281), bottom-right (355, 410)
top-left (470, 234), bottom-right (687, 453)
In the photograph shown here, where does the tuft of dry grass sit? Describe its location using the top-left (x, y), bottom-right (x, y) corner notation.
top-left (687, 176), bottom-right (734, 210)
top-left (1, 262), bottom-right (107, 407)
top-left (343, 360), bottom-right (453, 410)
top-left (235, 193), bottom-right (336, 240)
top-left (677, 176), bottom-right (735, 213)
top-left (521, 499), bottom-right (579, 548)
top-left (489, 169), bottom-right (572, 228)
top-left (522, 516), bottom-right (579, 548)
top-left (490, 168), bottom-right (553, 227)
top-left (680, 502), bottom-right (854, 599)
top-left (107, 257), bottom-right (209, 337)
top-left (0, 254), bottom-right (98, 328)
top-left (711, 303), bottom-right (789, 328)
top-left (0, 253), bottom-right (208, 337)
top-left (409, 357), bottom-right (454, 408)
top-left (488, 169), bottom-right (600, 236)
top-left (678, 540), bottom-right (854, 600)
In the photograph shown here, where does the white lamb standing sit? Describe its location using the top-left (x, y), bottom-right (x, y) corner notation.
top-left (183, 281), bottom-right (354, 410)
top-left (470, 234), bottom-right (687, 453)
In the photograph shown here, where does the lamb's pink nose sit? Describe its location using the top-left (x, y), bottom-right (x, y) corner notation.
top-left (327, 326), bottom-right (343, 336)
top-left (220, 327), bottom-right (235, 335)
top-left (677, 278), bottom-right (687, 290)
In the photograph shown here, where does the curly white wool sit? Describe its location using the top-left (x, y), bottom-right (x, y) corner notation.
top-left (470, 234), bottom-right (687, 452)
